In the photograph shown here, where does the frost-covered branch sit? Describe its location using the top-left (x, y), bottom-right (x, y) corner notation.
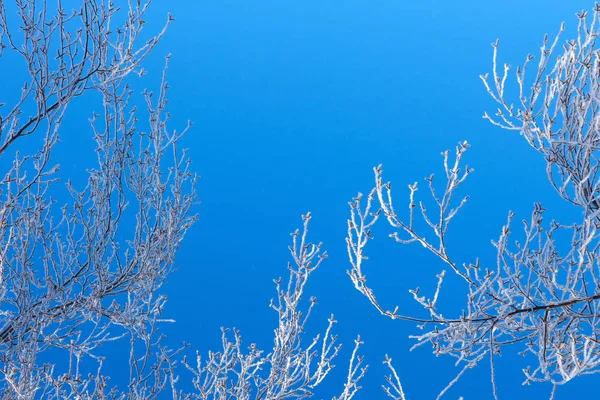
top-left (347, 4), bottom-right (600, 398)
top-left (179, 214), bottom-right (366, 400)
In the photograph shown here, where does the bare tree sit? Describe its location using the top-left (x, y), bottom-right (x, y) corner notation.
top-left (0, 0), bottom-right (198, 397)
top-left (347, 4), bottom-right (600, 399)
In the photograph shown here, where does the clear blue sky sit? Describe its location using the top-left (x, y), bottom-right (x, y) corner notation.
top-left (13, 0), bottom-right (600, 398)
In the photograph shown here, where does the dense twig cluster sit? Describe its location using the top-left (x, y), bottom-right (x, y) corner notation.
top-left (175, 213), bottom-right (372, 400)
top-left (0, 0), bottom-right (199, 397)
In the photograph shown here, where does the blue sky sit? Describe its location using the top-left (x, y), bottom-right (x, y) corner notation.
top-left (8, 0), bottom-right (600, 398)
top-left (129, 0), bottom-right (595, 398)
